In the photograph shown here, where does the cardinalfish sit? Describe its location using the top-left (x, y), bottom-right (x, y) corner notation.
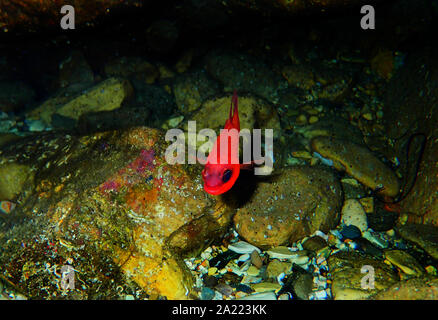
top-left (202, 90), bottom-right (256, 195)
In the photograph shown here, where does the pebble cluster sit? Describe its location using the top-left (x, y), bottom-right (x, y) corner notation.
top-left (184, 207), bottom-right (436, 301)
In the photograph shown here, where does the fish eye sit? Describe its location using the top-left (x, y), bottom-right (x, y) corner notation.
top-left (222, 169), bottom-right (232, 183)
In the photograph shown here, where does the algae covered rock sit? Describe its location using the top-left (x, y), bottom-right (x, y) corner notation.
top-left (0, 127), bottom-right (234, 299)
top-left (233, 166), bottom-right (343, 248)
top-left (173, 70), bottom-right (220, 114)
top-left (311, 136), bottom-right (400, 198)
top-left (396, 223), bottom-right (438, 260)
top-left (328, 251), bottom-right (399, 300)
top-left (371, 277), bottom-right (438, 300)
top-left (189, 94), bottom-right (280, 134)
top-left (27, 78), bottom-right (134, 125)
top-left (205, 51), bottom-right (286, 103)
top-left (0, 162), bottom-right (34, 201)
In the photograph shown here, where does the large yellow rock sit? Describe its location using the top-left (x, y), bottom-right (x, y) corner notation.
top-left (188, 94), bottom-right (280, 134)
top-left (311, 136), bottom-right (400, 197)
top-left (0, 162), bottom-right (34, 201)
top-left (27, 78), bottom-right (133, 124)
top-left (55, 78), bottom-right (133, 120)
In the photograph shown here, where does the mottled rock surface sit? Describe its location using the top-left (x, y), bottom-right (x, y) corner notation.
top-left (27, 78), bottom-right (134, 126)
top-left (311, 136), bottom-right (400, 197)
top-left (328, 251), bottom-right (399, 300)
top-left (0, 127), bottom-right (234, 299)
top-left (233, 166), bottom-right (343, 248)
top-left (372, 277), bottom-right (438, 300)
top-left (396, 223), bottom-right (438, 260)
top-left (383, 47), bottom-right (438, 224)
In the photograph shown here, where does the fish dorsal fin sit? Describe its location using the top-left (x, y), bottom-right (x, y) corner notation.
top-left (225, 90), bottom-right (240, 131)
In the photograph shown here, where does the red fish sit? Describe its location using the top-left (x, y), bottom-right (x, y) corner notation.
top-left (202, 91), bottom-right (245, 195)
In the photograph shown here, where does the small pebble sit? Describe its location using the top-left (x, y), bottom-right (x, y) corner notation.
top-left (341, 199), bottom-right (368, 232)
top-left (250, 250), bottom-right (264, 269)
top-left (215, 283), bottom-right (233, 297)
top-left (251, 282), bottom-right (282, 293)
top-left (237, 253), bottom-right (250, 262)
top-left (200, 287), bottom-right (215, 300)
top-left (203, 275), bottom-right (218, 288)
top-left (247, 265), bottom-right (260, 277)
top-left (278, 293), bottom-right (290, 300)
top-left (308, 116), bottom-right (319, 124)
top-left (340, 224), bottom-right (362, 240)
top-left (236, 284), bottom-right (253, 294)
top-left (208, 267), bottom-right (218, 275)
top-left (228, 241), bottom-right (261, 254)
top-left (237, 292), bottom-right (277, 300)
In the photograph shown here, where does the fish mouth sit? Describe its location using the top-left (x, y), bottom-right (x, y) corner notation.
top-left (204, 184), bottom-right (226, 195)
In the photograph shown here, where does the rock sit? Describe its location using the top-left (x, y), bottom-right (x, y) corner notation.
top-left (104, 57), bottom-right (159, 85)
top-left (292, 272), bottom-right (314, 300)
top-left (205, 51), bottom-right (286, 103)
top-left (202, 274), bottom-right (218, 288)
top-left (281, 65), bottom-right (315, 91)
top-left (308, 116), bottom-right (319, 124)
top-left (28, 78), bottom-right (134, 125)
top-left (278, 265), bottom-right (313, 300)
top-left (173, 70), bottom-right (220, 114)
top-left (355, 238), bottom-right (384, 258)
top-left (234, 166), bottom-right (342, 248)
top-left (251, 282), bottom-right (282, 293)
top-left (340, 178), bottom-right (368, 200)
top-left (266, 259), bottom-right (292, 279)
top-left (200, 287), bottom-right (215, 300)
top-left (0, 133), bottom-right (21, 148)
top-left (340, 225), bottom-right (362, 240)
top-left (381, 47), bottom-right (438, 223)
top-left (328, 251), bottom-right (399, 300)
top-left (56, 78), bottom-right (133, 121)
top-left (396, 223), bottom-right (438, 260)
top-left (370, 50), bottom-right (395, 81)
top-left (0, 81), bottom-right (35, 113)
top-left (358, 197), bottom-right (374, 214)
top-left (384, 250), bottom-right (425, 278)
top-left (215, 283), bottom-right (233, 297)
top-left (208, 250), bottom-right (240, 269)
top-left (189, 94), bottom-right (280, 136)
top-left (247, 265), bottom-right (260, 277)
top-left (0, 127), bottom-right (234, 299)
top-left (228, 241), bottom-right (261, 254)
top-left (311, 136), bottom-right (400, 198)
top-left (250, 250), bottom-right (264, 269)
top-left (341, 199), bottom-right (368, 232)
top-left (372, 277), bottom-right (438, 300)
top-left (0, 1), bottom-right (150, 33)
top-left (0, 162), bottom-right (34, 201)
top-left (129, 82), bottom-right (177, 125)
top-left (366, 202), bottom-right (398, 232)
top-left (237, 292), bottom-right (277, 300)
top-left (295, 114), bottom-right (308, 126)
top-left (302, 236), bottom-right (327, 253)
top-left (58, 51), bottom-right (94, 91)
